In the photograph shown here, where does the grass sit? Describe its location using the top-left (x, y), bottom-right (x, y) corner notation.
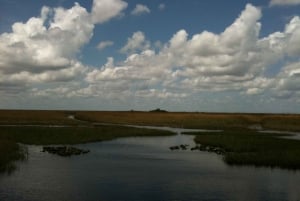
top-left (187, 130), bottom-right (300, 169)
top-left (1, 110), bottom-right (300, 172)
top-left (1, 110), bottom-right (300, 131)
top-left (0, 140), bottom-right (27, 174)
top-left (0, 110), bottom-right (77, 125)
top-left (0, 125), bottom-right (174, 145)
top-left (74, 111), bottom-right (300, 131)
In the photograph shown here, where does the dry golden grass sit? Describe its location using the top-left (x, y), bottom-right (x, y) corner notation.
top-left (74, 111), bottom-right (300, 131)
top-left (0, 110), bottom-right (76, 125)
top-left (0, 110), bottom-right (299, 131)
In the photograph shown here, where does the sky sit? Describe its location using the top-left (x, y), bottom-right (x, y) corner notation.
top-left (0, 0), bottom-right (300, 113)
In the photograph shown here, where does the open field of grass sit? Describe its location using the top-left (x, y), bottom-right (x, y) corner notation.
top-left (187, 130), bottom-right (300, 169)
top-left (74, 111), bottom-right (300, 131)
top-left (1, 110), bottom-right (299, 131)
top-left (0, 110), bottom-right (78, 125)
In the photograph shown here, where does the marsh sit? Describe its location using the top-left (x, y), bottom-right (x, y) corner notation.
top-left (1, 134), bottom-right (300, 201)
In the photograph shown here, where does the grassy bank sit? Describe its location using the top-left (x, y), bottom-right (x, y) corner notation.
top-left (188, 130), bottom-right (300, 169)
top-left (0, 140), bottom-right (27, 174)
top-left (0, 125), bottom-right (173, 145)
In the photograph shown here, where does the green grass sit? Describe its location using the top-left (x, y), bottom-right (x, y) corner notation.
top-left (187, 130), bottom-right (300, 169)
top-left (0, 125), bottom-right (174, 145)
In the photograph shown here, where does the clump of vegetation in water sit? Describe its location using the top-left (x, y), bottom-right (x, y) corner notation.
top-left (0, 140), bottom-right (27, 174)
top-left (185, 130), bottom-right (300, 170)
top-left (42, 146), bottom-right (90, 157)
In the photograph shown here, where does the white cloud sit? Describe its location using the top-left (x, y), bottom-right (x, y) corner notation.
top-left (158, 3), bottom-right (166, 11)
top-left (284, 16), bottom-right (300, 56)
top-left (245, 88), bottom-right (264, 95)
top-left (270, 0), bottom-right (300, 6)
top-left (80, 3), bottom-right (300, 101)
top-left (270, 62), bottom-right (300, 99)
top-left (0, 0), bottom-right (127, 91)
top-left (3, 2), bottom-right (300, 109)
top-left (120, 31), bottom-right (150, 54)
top-left (131, 4), bottom-right (151, 16)
top-left (0, 3), bottom-right (91, 86)
top-left (165, 4), bottom-right (265, 78)
top-left (97, 40), bottom-right (114, 50)
top-left (91, 0), bottom-right (128, 24)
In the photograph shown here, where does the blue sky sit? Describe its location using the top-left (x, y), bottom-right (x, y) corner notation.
top-left (0, 0), bottom-right (300, 112)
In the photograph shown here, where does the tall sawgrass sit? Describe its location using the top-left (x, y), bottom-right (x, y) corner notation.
top-left (0, 125), bottom-right (173, 145)
top-left (0, 140), bottom-right (27, 174)
top-left (189, 130), bottom-right (300, 169)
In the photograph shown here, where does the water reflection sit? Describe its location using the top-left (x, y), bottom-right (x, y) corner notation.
top-left (0, 134), bottom-right (300, 201)
top-left (259, 130), bottom-right (300, 140)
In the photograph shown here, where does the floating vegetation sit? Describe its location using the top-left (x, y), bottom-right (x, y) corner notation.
top-left (42, 146), bottom-right (90, 157)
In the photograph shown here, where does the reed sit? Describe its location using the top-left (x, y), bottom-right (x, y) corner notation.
top-left (189, 130), bottom-right (300, 169)
top-left (0, 140), bottom-right (27, 174)
top-left (0, 125), bottom-right (173, 145)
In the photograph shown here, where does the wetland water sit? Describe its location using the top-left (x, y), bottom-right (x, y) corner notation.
top-left (1, 134), bottom-right (300, 201)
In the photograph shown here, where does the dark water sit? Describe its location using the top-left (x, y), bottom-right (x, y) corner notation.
top-left (1, 134), bottom-right (300, 201)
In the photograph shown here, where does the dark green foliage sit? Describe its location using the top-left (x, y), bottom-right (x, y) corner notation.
top-left (0, 125), bottom-right (173, 145)
top-left (42, 146), bottom-right (90, 156)
top-left (189, 130), bottom-right (300, 169)
top-left (0, 140), bottom-right (27, 174)
top-left (0, 125), bottom-right (173, 173)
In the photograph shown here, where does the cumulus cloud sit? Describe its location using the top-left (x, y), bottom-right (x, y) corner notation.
top-left (270, 62), bottom-right (300, 99)
top-left (131, 4), bottom-right (151, 16)
top-left (0, 3), bottom-right (91, 86)
top-left (91, 0), bottom-right (128, 23)
top-left (77, 4), bottom-right (300, 101)
top-left (3, 2), bottom-right (300, 107)
top-left (0, 0), bottom-right (127, 92)
top-left (120, 31), bottom-right (150, 54)
top-left (97, 40), bottom-right (114, 50)
top-left (270, 0), bottom-right (300, 6)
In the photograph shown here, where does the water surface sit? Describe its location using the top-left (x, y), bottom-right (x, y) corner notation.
top-left (1, 134), bottom-right (300, 201)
